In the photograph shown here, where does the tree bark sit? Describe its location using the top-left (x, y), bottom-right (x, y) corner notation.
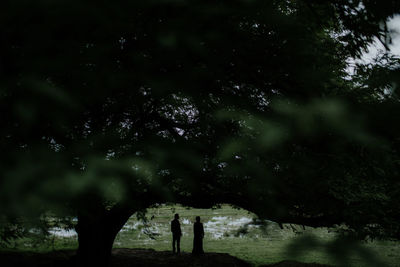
top-left (75, 205), bottom-right (134, 267)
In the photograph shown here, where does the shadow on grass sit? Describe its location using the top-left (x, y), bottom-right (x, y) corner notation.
top-left (0, 248), bottom-right (337, 267)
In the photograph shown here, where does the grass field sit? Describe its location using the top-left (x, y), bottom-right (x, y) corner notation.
top-left (3, 204), bottom-right (400, 267)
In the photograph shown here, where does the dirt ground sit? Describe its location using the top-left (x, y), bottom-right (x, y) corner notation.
top-left (0, 248), bottom-right (332, 267)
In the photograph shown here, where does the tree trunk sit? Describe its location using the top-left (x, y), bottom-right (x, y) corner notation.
top-left (76, 222), bottom-right (116, 267)
top-left (75, 205), bottom-right (134, 267)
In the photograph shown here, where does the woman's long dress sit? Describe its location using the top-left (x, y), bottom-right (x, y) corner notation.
top-left (192, 222), bottom-right (204, 254)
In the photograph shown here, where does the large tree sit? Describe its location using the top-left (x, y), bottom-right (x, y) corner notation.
top-left (1, 0), bottom-right (400, 266)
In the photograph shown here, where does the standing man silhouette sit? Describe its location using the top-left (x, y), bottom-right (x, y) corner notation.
top-left (171, 213), bottom-right (182, 254)
top-left (192, 216), bottom-right (204, 254)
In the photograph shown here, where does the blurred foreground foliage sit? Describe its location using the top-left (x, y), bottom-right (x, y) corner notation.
top-left (287, 234), bottom-right (393, 267)
top-left (1, 0), bottom-right (400, 265)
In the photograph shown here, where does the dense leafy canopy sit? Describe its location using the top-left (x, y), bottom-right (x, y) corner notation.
top-left (1, 0), bottom-right (400, 259)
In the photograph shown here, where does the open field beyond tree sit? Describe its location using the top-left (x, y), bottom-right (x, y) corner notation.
top-left (2, 205), bottom-right (400, 267)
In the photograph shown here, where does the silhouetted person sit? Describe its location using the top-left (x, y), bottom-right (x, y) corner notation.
top-left (192, 216), bottom-right (204, 254)
top-left (171, 213), bottom-right (182, 253)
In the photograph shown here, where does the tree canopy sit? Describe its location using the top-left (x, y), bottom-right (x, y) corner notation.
top-left (1, 0), bottom-right (400, 265)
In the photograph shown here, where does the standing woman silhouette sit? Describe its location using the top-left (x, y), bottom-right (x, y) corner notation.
top-left (192, 216), bottom-right (204, 254)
